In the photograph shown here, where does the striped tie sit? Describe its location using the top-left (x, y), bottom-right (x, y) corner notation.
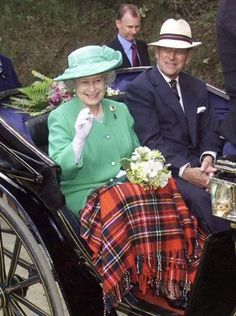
top-left (131, 42), bottom-right (140, 67)
top-left (169, 79), bottom-right (180, 100)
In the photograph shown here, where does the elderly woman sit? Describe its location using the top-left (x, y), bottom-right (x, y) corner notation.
top-left (48, 45), bottom-right (206, 313)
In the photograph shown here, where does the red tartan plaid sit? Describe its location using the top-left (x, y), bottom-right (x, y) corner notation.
top-left (80, 178), bottom-right (206, 312)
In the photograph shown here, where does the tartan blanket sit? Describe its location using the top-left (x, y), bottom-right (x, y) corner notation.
top-left (80, 178), bottom-right (206, 313)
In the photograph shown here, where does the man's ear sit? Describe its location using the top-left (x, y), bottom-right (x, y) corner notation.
top-left (116, 19), bottom-right (121, 30)
top-left (155, 47), bottom-right (160, 60)
top-left (186, 49), bottom-right (193, 65)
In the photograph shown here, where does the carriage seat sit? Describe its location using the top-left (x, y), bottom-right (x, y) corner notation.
top-left (24, 95), bottom-right (125, 154)
top-left (25, 112), bottom-right (50, 153)
top-left (24, 85), bottom-right (229, 156)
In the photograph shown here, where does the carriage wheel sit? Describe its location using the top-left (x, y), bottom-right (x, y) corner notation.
top-left (0, 198), bottom-right (67, 316)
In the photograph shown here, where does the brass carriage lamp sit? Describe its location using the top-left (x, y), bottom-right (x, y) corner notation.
top-left (210, 156), bottom-right (236, 224)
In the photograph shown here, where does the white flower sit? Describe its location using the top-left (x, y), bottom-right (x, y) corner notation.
top-left (106, 86), bottom-right (121, 96)
top-left (143, 160), bottom-right (163, 178)
top-left (131, 152), bottom-right (140, 161)
top-left (121, 146), bottom-right (171, 190)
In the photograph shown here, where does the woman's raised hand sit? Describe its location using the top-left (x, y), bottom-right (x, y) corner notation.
top-left (74, 107), bottom-right (94, 141)
top-left (72, 108), bottom-right (94, 163)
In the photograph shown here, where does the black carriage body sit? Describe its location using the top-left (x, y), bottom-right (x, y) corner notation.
top-left (0, 118), bottom-right (104, 316)
top-left (0, 68), bottom-right (235, 316)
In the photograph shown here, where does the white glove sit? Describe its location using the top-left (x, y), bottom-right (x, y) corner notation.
top-left (72, 108), bottom-right (94, 163)
top-left (74, 107), bottom-right (94, 141)
top-left (116, 170), bottom-right (126, 178)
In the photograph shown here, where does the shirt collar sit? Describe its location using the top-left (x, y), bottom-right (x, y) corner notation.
top-left (157, 65), bottom-right (179, 85)
top-left (118, 33), bottom-right (135, 50)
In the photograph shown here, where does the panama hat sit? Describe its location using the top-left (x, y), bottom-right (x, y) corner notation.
top-left (148, 18), bottom-right (201, 49)
top-left (54, 45), bottom-right (122, 81)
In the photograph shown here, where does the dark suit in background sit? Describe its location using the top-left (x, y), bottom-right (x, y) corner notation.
top-left (0, 54), bottom-right (32, 142)
top-left (108, 37), bottom-right (150, 68)
top-left (0, 54), bottom-right (21, 92)
top-left (217, 0), bottom-right (236, 153)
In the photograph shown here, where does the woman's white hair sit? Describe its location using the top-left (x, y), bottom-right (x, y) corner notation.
top-left (64, 71), bottom-right (117, 90)
top-left (105, 71), bottom-right (116, 86)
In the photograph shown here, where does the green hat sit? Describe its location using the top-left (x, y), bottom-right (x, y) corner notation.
top-left (54, 45), bottom-right (122, 81)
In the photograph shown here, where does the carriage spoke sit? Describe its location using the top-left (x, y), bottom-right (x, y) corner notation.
top-left (10, 298), bottom-right (27, 316)
top-left (12, 294), bottom-right (50, 316)
top-left (0, 223), bottom-right (7, 283)
top-left (3, 305), bottom-right (14, 316)
top-left (1, 227), bottom-right (14, 235)
top-left (6, 275), bottom-right (40, 295)
top-left (3, 247), bottom-right (37, 272)
top-left (0, 197), bottom-right (66, 315)
top-left (6, 238), bottom-right (22, 286)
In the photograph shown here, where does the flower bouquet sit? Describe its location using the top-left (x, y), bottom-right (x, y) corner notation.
top-left (8, 70), bottom-right (123, 116)
top-left (9, 70), bottom-right (73, 115)
top-left (121, 146), bottom-right (171, 190)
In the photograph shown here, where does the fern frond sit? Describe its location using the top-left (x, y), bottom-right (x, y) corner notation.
top-left (7, 70), bottom-right (72, 116)
top-left (31, 69), bottom-right (52, 82)
top-left (30, 109), bottom-right (50, 116)
top-left (18, 80), bottom-right (51, 102)
top-left (9, 94), bottom-right (48, 112)
top-left (10, 96), bottom-right (35, 107)
top-left (7, 97), bottom-right (36, 113)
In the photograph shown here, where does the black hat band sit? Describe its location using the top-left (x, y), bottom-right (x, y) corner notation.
top-left (159, 33), bottom-right (192, 44)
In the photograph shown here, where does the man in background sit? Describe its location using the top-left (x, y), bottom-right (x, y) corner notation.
top-left (0, 54), bottom-right (21, 92)
top-left (217, 0), bottom-right (236, 155)
top-left (0, 54), bottom-right (32, 142)
top-left (107, 3), bottom-right (150, 68)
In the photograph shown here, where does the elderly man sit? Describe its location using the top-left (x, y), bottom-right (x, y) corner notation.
top-left (125, 18), bottom-right (229, 232)
top-left (107, 3), bottom-right (150, 68)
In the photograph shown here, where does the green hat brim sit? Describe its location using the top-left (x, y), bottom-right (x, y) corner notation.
top-left (54, 59), bottom-right (122, 81)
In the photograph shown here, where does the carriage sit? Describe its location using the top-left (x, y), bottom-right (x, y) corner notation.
top-left (0, 67), bottom-right (235, 316)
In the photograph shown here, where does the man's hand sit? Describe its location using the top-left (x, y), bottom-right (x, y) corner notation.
top-left (182, 166), bottom-right (210, 189)
top-left (201, 155), bottom-right (217, 186)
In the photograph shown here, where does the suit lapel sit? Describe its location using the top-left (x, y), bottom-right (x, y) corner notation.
top-left (179, 74), bottom-right (197, 147)
top-left (150, 68), bottom-right (189, 134)
top-left (136, 40), bottom-right (144, 65)
top-left (114, 37), bottom-right (131, 67)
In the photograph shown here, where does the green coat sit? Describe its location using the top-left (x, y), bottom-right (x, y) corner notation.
top-left (48, 96), bottom-right (139, 216)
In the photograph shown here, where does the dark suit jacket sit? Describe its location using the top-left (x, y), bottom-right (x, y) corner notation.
top-left (217, 0), bottom-right (236, 144)
top-left (125, 67), bottom-right (222, 175)
top-left (0, 55), bottom-right (31, 142)
top-left (107, 36), bottom-right (150, 68)
top-left (0, 54), bottom-right (21, 92)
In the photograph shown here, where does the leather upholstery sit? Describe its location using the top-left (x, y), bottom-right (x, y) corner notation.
top-left (25, 112), bottom-right (49, 153)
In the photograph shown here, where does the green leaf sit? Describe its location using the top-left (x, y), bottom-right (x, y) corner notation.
top-left (120, 158), bottom-right (131, 170)
top-left (8, 71), bottom-right (53, 114)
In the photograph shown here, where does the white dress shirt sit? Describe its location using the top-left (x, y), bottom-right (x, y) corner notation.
top-left (158, 66), bottom-right (216, 177)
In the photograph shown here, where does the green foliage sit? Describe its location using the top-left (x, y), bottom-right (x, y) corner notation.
top-left (10, 80), bottom-right (51, 114)
top-left (8, 70), bottom-right (74, 116)
top-left (0, 0), bottom-right (222, 88)
top-left (9, 70), bottom-right (52, 114)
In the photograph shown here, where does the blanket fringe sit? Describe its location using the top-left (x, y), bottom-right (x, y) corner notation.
top-left (103, 248), bottom-right (200, 315)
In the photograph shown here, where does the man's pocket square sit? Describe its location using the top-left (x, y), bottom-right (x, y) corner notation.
top-left (197, 106), bottom-right (206, 114)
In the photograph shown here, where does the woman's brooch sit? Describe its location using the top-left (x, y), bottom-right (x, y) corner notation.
top-left (109, 105), bottom-right (117, 119)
